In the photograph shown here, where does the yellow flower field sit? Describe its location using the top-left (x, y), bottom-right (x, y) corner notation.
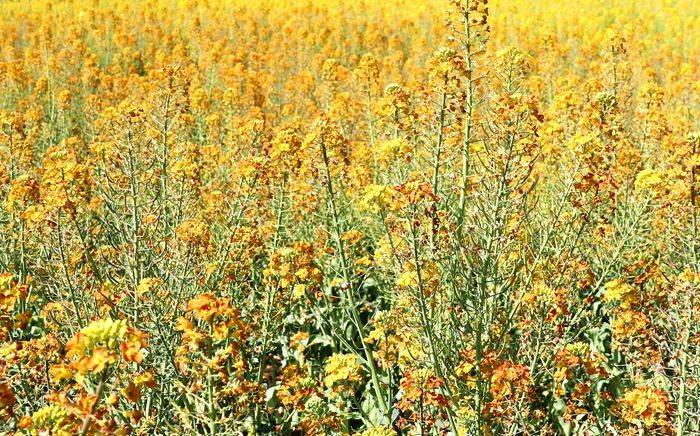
top-left (0, 0), bottom-right (698, 434)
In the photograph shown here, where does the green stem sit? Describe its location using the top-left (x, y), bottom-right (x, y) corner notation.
top-left (319, 138), bottom-right (389, 417)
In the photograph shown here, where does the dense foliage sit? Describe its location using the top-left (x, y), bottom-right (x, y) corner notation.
top-left (0, 0), bottom-right (698, 434)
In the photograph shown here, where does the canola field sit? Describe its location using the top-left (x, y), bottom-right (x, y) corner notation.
top-left (0, 0), bottom-right (698, 434)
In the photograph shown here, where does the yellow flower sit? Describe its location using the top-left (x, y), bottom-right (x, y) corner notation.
top-left (64, 318), bottom-right (146, 375)
top-left (176, 219), bottom-right (211, 248)
top-left (634, 169), bottom-right (664, 193)
top-left (355, 426), bottom-right (397, 436)
top-left (396, 270), bottom-right (417, 289)
top-left (0, 273), bottom-right (20, 314)
top-left (323, 353), bottom-right (363, 388)
top-left (523, 281), bottom-right (556, 307)
top-left (137, 277), bottom-right (163, 295)
top-left (611, 310), bottom-right (648, 340)
top-left (49, 364), bottom-right (73, 383)
top-left (30, 405), bottom-right (77, 436)
top-left (376, 138), bottom-right (412, 165)
top-left (68, 318), bottom-right (127, 357)
top-left (6, 174), bottom-right (39, 212)
top-left (358, 184), bottom-right (393, 213)
top-left (603, 278), bottom-right (636, 309)
top-left (617, 386), bottom-right (669, 428)
top-left (292, 283), bottom-right (306, 299)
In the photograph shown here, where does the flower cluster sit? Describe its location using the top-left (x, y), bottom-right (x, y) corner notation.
top-left (0, 0), bottom-right (698, 434)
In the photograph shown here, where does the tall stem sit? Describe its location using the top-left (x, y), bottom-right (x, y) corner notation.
top-left (320, 138), bottom-right (389, 416)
